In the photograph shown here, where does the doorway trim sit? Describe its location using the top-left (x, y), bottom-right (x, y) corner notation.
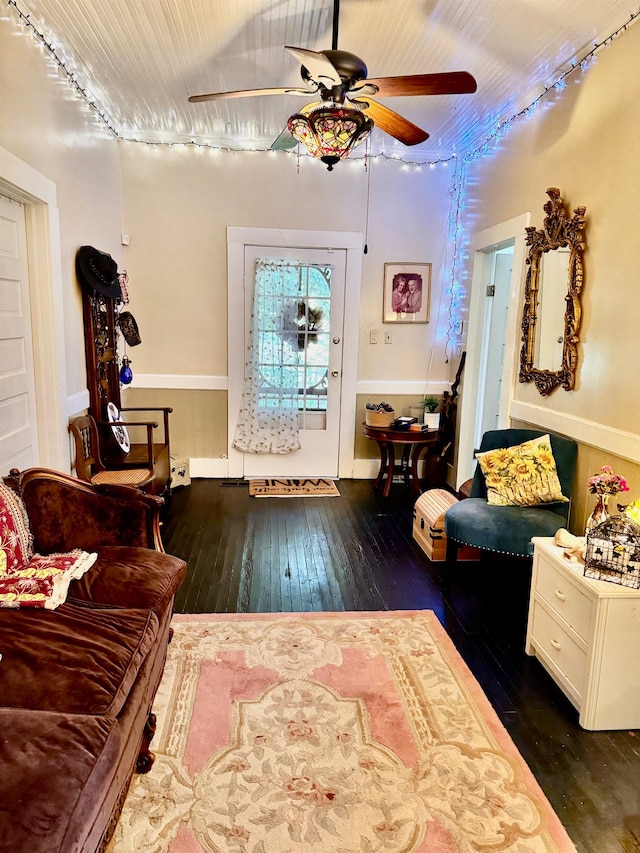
top-left (0, 145), bottom-right (68, 471)
top-left (227, 227), bottom-right (363, 479)
top-left (456, 213), bottom-right (530, 487)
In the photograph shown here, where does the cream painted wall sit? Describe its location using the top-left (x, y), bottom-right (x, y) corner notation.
top-left (462, 22), bottom-right (640, 435)
top-left (4, 1), bottom-right (639, 497)
top-left (0, 5), bottom-right (457, 472)
top-left (119, 145), bottom-right (453, 381)
top-left (119, 145), bottom-right (454, 461)
top-left (461, 22), bottom-right (640, 531)
top-left (0, 13), bottom-right (122, 406)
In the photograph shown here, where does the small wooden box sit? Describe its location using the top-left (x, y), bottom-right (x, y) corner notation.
top-left (413, 489), bottom-right (457, 560)
top-left (413, 489), bottom-right (480, 561)
top-left (170, 456), bottom-right (191, 489)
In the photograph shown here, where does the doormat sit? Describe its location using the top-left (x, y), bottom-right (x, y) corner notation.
top-left (248, 478), bottom-right (340, 497)
top-left (109, 611), bottom-right (578, 852)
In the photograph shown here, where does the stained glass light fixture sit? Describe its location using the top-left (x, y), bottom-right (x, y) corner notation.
top-left (288, 103), bottom-right (373, 170)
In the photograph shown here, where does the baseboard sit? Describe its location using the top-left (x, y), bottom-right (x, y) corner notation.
top-left (352, 459), bottom-right (380, 479)
top-left (187, 458), bottom-right (437, 482)
top-left (188, 458), bottom-right (378, 480)
top-left (188, 458), bottom-right (229, 478)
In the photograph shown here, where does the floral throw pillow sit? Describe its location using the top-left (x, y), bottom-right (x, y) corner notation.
top-left (0, 481), bottom-right (33, 572)
top-left (475, 435), bottom-right (569, 507)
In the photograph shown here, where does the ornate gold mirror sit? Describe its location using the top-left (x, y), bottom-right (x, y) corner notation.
top-left (519, 187), bottom-right (587, 395)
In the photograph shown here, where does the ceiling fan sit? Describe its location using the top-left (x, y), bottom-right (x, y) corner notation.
top-left (188, 0), bottom-right (477, 169)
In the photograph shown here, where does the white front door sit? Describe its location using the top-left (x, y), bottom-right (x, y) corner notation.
top-left (0, 194), bottom-right (38, 475)
top-left (241, 245), bottom-right (346, 478)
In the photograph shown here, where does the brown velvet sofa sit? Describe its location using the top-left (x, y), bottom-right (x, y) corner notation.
top-left (0, 468), bottom-right (187, 853)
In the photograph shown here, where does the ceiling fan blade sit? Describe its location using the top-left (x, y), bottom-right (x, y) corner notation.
top-left (188, 86), bottom-right (314, 104)
top-left (364, 71), bottom-right (477, 98)
top-left (271, 127), bottom-right (298, 151)
top-left (352, 99), bottom-right (429, 146)
top-left (285, 46), bottom-right (342, 87)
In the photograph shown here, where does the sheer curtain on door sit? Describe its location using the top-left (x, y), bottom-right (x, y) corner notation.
top-left (233, 259), bottom-right (303, 454)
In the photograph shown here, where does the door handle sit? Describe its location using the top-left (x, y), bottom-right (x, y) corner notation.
top-left (333, 337), bottom-right (341, 344)
top-left (331, 370), bottom-right (339, 377)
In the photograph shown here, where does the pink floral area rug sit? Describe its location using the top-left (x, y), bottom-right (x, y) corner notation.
top-left (109, 611), bottom-right (577, 853)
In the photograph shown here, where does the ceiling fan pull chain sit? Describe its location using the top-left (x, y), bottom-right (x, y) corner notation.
top-left (364, 139), bottom-right (371, 254)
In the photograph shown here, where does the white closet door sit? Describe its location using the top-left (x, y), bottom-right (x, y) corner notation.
top-left (0, 194), bottom-right (38, 475)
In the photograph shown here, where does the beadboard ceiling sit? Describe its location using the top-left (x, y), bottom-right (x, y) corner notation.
top-left (10, 0), bottom-right (637, 160)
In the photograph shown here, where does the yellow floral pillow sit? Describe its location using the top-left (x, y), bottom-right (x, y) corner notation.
top-left (475, 435), bottom-right (569, 507)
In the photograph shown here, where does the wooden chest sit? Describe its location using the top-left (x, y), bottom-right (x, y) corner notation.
top-left (412, 489), bottom-right (480, 562)
top-left (413, 489), bottom-right (457, 561)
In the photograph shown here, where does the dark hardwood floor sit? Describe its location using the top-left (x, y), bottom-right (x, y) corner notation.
top-left (162, 478), bottom-right (640, 853)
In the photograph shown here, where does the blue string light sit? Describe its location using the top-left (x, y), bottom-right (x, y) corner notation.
top-left (7, 0), bottom-right (640, 362)
top-left (443, 8), bottom-right (640, 361)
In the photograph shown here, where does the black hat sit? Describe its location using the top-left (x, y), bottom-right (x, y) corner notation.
top-left (76, 246), bottom-right (122, 299)
top-left (118, 311), bottom-right (142, 346)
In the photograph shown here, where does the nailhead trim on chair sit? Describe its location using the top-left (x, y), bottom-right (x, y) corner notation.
top-left (448, 535), bottom-right (531, 557)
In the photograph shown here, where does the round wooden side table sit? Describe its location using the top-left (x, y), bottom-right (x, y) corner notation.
top-left (362, 423), bottom-right (438, 498)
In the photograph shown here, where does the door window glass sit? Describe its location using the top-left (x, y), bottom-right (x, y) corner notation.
top-left (257, 263), bottom-right (331, 414)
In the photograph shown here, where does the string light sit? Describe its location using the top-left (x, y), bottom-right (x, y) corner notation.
top-left (8, 0), bottom-right (638, 173)
top-left (7, 0), bottom-right (119, 137)
top-left (442, 7), bottom-right (640, 361)
top-left (7, 0), bottom-right (640, 361)
top-left (442, 159), bottom-right (466, 362)
top-left (6, 0), bottom-right (460, 168)
top-left (121, 136), bottom-right (457, 168)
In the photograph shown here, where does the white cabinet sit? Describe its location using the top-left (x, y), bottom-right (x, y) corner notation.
top-left (526, 537), bottom-right (640, 730)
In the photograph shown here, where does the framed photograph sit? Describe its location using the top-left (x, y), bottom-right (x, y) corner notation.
top-left (383, 262), bottom-right (431, 324)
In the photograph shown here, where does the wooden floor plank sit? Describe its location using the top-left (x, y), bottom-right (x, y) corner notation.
top-left (164, 478), bottom-right (640, 853)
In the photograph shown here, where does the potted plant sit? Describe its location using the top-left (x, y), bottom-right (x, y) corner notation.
top-left (422, 395), bottom-right (441, 429)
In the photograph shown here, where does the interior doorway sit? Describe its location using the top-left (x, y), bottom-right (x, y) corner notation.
top-left (456, 213), bottom-right (530, 487)
top-left (477, 244), bottom-right (514, 438)
top-left (0, 147), bottom-right (68, 473)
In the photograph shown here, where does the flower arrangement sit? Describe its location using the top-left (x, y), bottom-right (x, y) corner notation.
top-left (587, 465), bottom-right (629, 497)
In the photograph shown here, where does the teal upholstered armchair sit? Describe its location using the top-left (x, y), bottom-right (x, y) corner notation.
top-left (445, 429), bottom-right (578, 563)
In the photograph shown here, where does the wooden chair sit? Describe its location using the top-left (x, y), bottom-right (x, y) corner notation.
top-left (69, 414), bottom-right (158, 492)
top-left (99, 405), bottom-right (172, 497)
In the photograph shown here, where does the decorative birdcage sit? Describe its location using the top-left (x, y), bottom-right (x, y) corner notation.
top-left (584, 515), bottom-right (640, 589)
